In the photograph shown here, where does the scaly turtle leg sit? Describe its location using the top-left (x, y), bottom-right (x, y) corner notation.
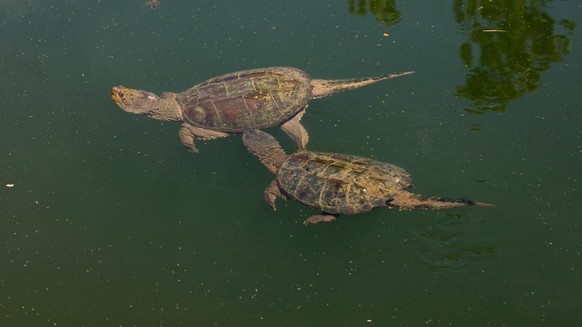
top-left (280, 109), bottom-right (309, 149)
top-left (303, 214), bottom-right (338, 225)
top-left (243, 129), bottom-right (288, 174)
top-left (264, 180), bottom-right (286, 210)
top-left (178, 123), bottom-right (229, 153)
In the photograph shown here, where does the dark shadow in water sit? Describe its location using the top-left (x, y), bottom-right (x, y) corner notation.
top-left (404, 213), bottom-right (498, 274)
top-left (348, 0), bottom-right (401, 25)
top-left (453, 0), bottom-right (575, 113)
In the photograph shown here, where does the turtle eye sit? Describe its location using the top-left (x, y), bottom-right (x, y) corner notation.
top-left (111, 91), bottom-right (125, 103)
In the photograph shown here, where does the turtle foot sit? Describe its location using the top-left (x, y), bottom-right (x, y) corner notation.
top-left (303, 214), bottom-right (337, 225)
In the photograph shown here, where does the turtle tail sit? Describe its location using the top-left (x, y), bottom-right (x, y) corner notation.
top-left (310, 71), bottom-right (414, 99)
top-left (387, 192), bottom-right (495, 210)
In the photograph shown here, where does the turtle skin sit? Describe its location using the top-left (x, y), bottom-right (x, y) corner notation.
top-left (277, 151), bottom-right (413, 215)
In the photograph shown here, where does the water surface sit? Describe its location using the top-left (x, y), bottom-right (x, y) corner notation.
top-left (1, 0), bottom-right (581, 326)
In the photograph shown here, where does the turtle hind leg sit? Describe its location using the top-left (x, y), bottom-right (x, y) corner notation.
top-left (303, 214), bottom-right (337, 225)
top-left (310, 71), bottom-right (414, 99)
top-left (280, 109), bottom-right (309, 149)
top-left (179, 123), bottom-right (228, 153)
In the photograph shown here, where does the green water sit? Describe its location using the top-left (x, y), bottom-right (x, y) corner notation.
top-left (1, 0), bottom-right (581, 326)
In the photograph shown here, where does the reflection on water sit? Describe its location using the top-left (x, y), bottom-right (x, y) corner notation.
top-left (349, 0), bottom-right (575, 113)
top-left (348, 0), bottom-right (400, 25)
top-left (454, 0), bottom-right (575, 113)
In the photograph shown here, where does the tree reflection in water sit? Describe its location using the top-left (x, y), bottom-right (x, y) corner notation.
top-left (348, 0), bottom-right (575, 113)
top-left (454, 0), bottom-right (575, 113)
top-left (348, 0), bottom-right (401, 25)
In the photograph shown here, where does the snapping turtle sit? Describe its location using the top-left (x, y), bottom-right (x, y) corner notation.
top-left (243, 129), bottom-right (493, 224)
top-left (111, 67), bottom-right (413, 152)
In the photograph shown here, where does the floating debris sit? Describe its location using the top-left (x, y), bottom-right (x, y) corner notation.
top-left (382, 32), bottom-right (390, 37)
top-left (147, 0), bottom-right (159, 9)
top-left (482, 29), bottom-right (508, 33)
top-left (6, 183), bottom-right (15, 188)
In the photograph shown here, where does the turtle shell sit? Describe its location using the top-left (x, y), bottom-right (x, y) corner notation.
top-left (176, 67), bottom-right (312, 132)
top-left (277, 151), bottom-right (413, 215)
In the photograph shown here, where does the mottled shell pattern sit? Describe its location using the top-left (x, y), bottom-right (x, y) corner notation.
top-left (277, 151), bottom-right (413, 215)
top-left (176, 67), bottom-right (311, 132)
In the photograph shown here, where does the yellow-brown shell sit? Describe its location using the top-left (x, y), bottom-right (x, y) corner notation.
top-left (177, 67), bottom-right (312, 132)
top-left (277, 151), bottom-right (413, 215)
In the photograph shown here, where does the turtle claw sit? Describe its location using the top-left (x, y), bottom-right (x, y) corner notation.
top-left (267, 200), bottom-right (277, 211)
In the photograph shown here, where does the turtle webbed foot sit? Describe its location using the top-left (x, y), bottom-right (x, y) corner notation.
top-left (303, 214), bottom-right (337, 225)
top-left (179, 124), bottom-right (199, 153)
top-left (179, 123), bottom-right (229, 154)
top-left (185, 145), bottom-right (199, 154)
top-left (264, 180), bottom-right (286, 211)
top-left (280, 110), bottom-right (309, 149)
top-left (180, 139), bottom-right (199, 153)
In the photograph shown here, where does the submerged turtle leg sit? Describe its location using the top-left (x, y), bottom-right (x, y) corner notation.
top-left (243, 129), bottom-right (288, 174)
top-left (303, 214), bottom-right (338, 225)
top-left (310, 71), bottom-right (414, 99)
top-left (264, 180), bottom-right (286, 210)
top-left (388, 191), bottom-right (494, 210)
top-left (280, 109), bottom-right (309, 149)
top-left (178, 123), bottom-right (229, 153)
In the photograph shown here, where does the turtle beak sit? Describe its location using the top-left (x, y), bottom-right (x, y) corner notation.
top-left (110, 86), bottom-right (126, 104)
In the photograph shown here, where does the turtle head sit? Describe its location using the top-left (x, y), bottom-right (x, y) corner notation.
top-left (111, 85), bottom-right (182, 121)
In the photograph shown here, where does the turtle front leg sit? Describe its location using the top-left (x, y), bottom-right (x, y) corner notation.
top-left (179, 123), bottom-right (229, 153)
top-left (303, 214), bottom-right (338, 225)
top-left (264, 180), bottom-right (286, 210)
top-left (280, 109), bottom-right (309, 149)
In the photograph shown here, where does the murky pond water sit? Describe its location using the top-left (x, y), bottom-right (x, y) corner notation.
top-left (1, 1), bottom-right (581, 326)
